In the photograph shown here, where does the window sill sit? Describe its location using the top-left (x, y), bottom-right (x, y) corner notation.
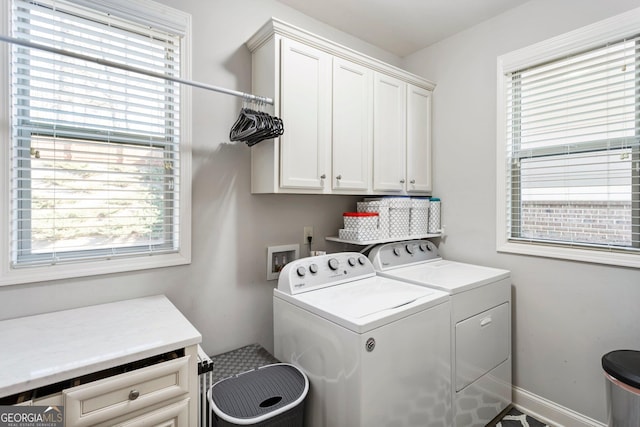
top-left (497, 241), bottom-right (640, 269)
top-left (0, 251), bottom-right (191, 287)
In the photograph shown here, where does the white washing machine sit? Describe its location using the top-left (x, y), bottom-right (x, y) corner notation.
top-left (274, 252), bottom-right (452, 427)
top-left (369, 240), bottom-right (512, 427)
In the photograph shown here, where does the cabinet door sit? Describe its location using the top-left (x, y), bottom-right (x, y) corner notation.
top-left (280, 38), bottom-right (332, 190)
top-left (332, 58), bottom-right (372, 191)
top-left (373, 73), bottom-right (406, 192)
top-left (406, 84), bottom-right (432, 193)
top-left (455, 303), bottom-right (510, 392)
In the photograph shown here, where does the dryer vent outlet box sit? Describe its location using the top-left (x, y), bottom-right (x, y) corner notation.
top-left (267, 244), bottom-right (299, 281)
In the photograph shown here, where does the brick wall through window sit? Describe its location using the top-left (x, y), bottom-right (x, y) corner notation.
top-left (520, 201), bottom-right (632, 246)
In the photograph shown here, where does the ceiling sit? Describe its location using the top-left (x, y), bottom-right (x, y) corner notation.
top-left (276, 0), bottom-right (530, 57)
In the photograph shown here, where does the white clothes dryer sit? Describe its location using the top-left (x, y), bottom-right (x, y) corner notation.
top-left (369, 240), bottom-right (512, 427)
top-left (274, 252), bottom-right (452, 427)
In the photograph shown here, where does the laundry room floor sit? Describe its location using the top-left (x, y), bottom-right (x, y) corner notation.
top-left (207, 345), bottom-right (551, 427)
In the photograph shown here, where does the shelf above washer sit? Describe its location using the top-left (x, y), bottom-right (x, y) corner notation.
top-left (326, 233), bottom-right (442, 246)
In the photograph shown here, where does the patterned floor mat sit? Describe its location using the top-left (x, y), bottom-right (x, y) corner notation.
top-left (497, 407), bottom-right (550, 427)
top-left (209, 343), bottom-right (279, 384)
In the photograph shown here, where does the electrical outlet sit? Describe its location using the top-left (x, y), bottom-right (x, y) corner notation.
top-left (303, 226), bottom-right (313, 242)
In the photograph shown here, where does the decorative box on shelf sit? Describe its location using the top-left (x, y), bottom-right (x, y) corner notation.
top-left (338, 228), bottom-right (381, 242)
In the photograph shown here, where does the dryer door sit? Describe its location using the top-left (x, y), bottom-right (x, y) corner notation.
top-left (455, 302), bottom-right (510, 391)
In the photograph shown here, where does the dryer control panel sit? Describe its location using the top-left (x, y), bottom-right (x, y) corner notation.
top-left (277, 252), bottom-right (375, 295)
top-left (369, 240), bottom-right (441, 271)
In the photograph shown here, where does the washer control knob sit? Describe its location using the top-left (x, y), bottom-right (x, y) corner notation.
top-left (296, 266), bottom-right (306, 277)
top-left (393, 247), bottom-right (401, 256)
top-left (358, 256), bottom-right (366, 265)
top-left (348, 257), bottom-right (356, 267)
top-left (328, 258), bottom-right (339, 270)
top-left (419, 243), bottom-right (428, 252)
top-left (309, 264), bottom-right (318, 274)
top-left (406, 244), bottom-right (414, 254)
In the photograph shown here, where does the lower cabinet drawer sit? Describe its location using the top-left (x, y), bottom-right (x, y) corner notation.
top-left (34, 392), bottom-right (63, 407)
top-left (64, 356), bottom-right (190, 427)
top-left (113, 398), bottom-right (189, 427)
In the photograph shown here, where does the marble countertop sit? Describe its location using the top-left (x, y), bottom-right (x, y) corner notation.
top-left (0, 295), bottom-right (201, 397)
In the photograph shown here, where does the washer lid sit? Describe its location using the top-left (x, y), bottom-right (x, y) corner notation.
top-left (380, 260), bottom-right (510, 294)
top-left (275, 276), bottom-right (449, 333)
top-left (309, 278), bottom-right (432, 319)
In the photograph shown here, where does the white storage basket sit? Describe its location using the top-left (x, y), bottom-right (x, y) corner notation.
top-left (357, 200), bottom-right (389, 238)
top-left (387, 198), bottom-right (411, 237)
top-left (410, 198), bottom-right (430, 236)
top-left (338, 228), bottom-right (380, 241)
top-left (343, 212), bottom-right (378, 230)
top-left (428, 198), bottom-right (441, 233)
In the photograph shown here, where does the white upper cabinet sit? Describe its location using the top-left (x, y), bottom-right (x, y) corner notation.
top-left (373, 73), bottom-right (406, 192)
top-left (280, 38), bottom-right (332, 190)
top-left (332, 58), bottom-right (372, 192)
top-left (247, 19), bottom-right (435, 195)
top-left (374, 79), bottom-right (432, 193)
top-left (406, 84), bottom-right (433, 193)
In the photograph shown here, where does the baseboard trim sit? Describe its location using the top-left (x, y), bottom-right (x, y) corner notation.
top-left (513, 386), bottom-right (606, 427)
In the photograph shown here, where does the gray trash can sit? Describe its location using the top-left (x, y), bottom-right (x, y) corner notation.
top-left (207, 363), bottom-right (308, 427)
top-left (602, 350), bottom-right (640, 426)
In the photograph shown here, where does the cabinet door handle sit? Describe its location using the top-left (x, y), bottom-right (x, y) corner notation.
top-left (400, 179), bottom-right (405, 184)
top-left (336, 175), bottom-right (342, 180)
top-left (410, 179), bottom-right (416, 184)
top-left (320, 174), bottom-right (326, 179)
top-left (129, 389), bottom-right (140, 401)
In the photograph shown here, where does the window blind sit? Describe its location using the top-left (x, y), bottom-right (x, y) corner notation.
top-left (504, 36), bottom-right (640, 252)
top-left (10, 0), bottom-right (182, 266)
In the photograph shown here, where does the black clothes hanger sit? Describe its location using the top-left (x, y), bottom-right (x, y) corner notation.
top-left (229, 97), bottom-right (283, 146)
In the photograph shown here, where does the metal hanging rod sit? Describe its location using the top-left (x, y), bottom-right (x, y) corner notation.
top-left (0, 34), bottom-right (274, 105)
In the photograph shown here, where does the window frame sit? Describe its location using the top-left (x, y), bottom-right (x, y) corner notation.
top-left (0, 0), bottom-right (192, 286)
top-left (496, 7), bottom-right (640, 269)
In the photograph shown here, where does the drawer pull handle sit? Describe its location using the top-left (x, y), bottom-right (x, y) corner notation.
top-left (129, 389), bottom-right (140, 401)
top-left (480, 316), bottom-right (492, 327)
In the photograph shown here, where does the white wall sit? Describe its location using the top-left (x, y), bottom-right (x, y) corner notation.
top-left (402, 0), bottom-right (640, 423)
top-left (4, 0), bottom-right (638, 423)
top-left (0, 0), bottom-right (400, 356)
